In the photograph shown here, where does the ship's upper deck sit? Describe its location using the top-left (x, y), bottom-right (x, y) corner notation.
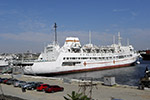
top-left (38, 36), bottom-right (137, 61)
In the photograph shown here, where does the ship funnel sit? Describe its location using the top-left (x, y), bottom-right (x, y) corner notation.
top-left (64, 37), bottom-right (81, 48)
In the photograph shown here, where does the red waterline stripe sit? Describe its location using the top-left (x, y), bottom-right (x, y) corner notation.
top-left (86, 61), bottom-right (111, 65)
top-left (49, 63), bottom-right (132, 75)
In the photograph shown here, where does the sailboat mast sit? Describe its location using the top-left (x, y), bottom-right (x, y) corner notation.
top-left (113, 35), bottom-right (115, 44)
top-left (54, 23), bottom-right (57, 45)
top-left (127, 38), bottom-right (129, 46)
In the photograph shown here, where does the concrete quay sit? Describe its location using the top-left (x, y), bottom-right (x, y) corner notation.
top-left (0, 74), bottom-right (150, 100)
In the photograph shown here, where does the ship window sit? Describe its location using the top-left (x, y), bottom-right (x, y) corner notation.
top-left (47, 49), bottom-right (53, 52)
top-left (67, 57), bottom-right (69, 60)
top-left (93, 57), bottom-right (97, 59)
top-left (72, 57), bottom-right (75, 60)
top-left (62, 62), bottom-right (81, 66)
top-left (83, 57), bottom-right (87, 59)
top-left (119, 56), bottom-right (124, 59)
top-left (63, 57), bottom-right (65, 60)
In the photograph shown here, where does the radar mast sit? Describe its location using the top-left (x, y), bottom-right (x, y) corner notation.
top-left (54, 23), bottom-right (57, 45)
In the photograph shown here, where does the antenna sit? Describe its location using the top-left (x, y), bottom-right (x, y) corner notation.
top-left (89, 30), bottom-right (91, 44)
top-left (127, 38), bottom-right (129, 46)
top-left (113, 35), bottom-right (115, 44)
top-left (118, 32), bottom-right (122, 46)
top-left (54, 23), bottom-right (57, 45)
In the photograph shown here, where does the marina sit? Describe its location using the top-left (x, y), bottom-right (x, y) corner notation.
top-left (0, 22), bottom-right (148, 100)
top-left (0, 23), bottom-right (148, 100)
top-left (0, 55), bottom-right (149, 100)
top-left (0, 1), bottom-right (150, 99)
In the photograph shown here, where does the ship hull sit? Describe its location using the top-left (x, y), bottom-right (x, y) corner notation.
top-left (33, 62), bottom-right (135, 76)
top-left (24, 55), bottom-right (138, 76)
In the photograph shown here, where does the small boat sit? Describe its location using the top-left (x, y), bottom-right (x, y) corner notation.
top-left (140, 50), bottom-right (150, 60)
top-left (0, 55), bottom-right (9, 67)
top-left (0, 57), bottom-right (9, 73)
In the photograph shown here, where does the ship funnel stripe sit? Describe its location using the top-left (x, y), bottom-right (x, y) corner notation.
top-left (66, 40), bottom-right (80, 42)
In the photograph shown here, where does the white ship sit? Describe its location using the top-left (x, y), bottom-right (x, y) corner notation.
top-left (0, 60), bottom-right (8, 67)
top-left (0, 55), bottom-right (10, 67)
top-left (23, 24), bottom-right (140, 75)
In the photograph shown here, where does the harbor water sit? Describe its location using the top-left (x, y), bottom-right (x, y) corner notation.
top-left (55, 60), bottom-right (150, 86)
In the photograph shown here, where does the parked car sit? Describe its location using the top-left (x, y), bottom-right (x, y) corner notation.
top-left (21, 81), bottom-right (33, 88)
top-left (3, 78), bottom-right (10, 84)
top-left (26, 82), bottom-right (44, 90)
top-left (35, 82), bottom-right (44, 86)
top-left (0, 78), bottom-right (7, 83)
top-left (5, 79), bottom-right (12, 85)
top-left (44, 85), bottom-right (64, 93)
top-left (0, 78), bottom-right (2, 83)
top-left (13, 80), bottom-right (20, 87)
top-left (36, 84), bottom-right (50, 91)
top-left (6, 78), bottom-right (18, 85)
top-left (14, 80), bottom-right (26, 87)
top-left (22, 82), bottom-right (36, 90)
top-left (18, 81), bottom-right (27, 88)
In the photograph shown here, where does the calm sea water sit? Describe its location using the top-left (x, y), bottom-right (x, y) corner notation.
top-left (55, 60), bottom-right (150, 86)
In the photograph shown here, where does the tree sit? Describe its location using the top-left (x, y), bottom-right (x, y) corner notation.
top-left (64, 91), bottom-right (90, 100)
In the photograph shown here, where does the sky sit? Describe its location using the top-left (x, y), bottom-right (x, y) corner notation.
top-left (0, 0), bottom-right (150, 53)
